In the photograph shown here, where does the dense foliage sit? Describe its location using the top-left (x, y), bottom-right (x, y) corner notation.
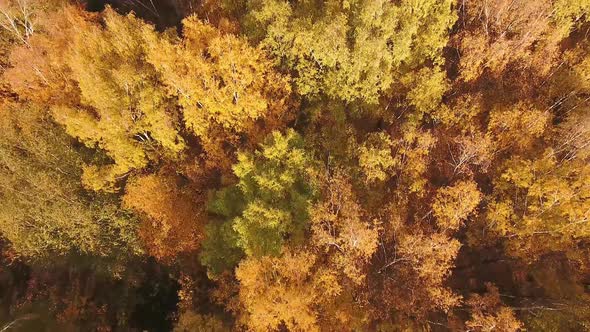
top-left (1, 0), bottom-right (590, 331)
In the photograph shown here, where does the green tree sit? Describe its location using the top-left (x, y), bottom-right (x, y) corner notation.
top-left (245, 0), bottom-right (457, 104)
top-left (0, 103), bottom-right (140, 258)
top-left (202, 130), bottom-right (316, 276)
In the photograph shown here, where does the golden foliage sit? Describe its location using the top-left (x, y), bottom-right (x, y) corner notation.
top-left (433, 180), bottom-right (482, 231)
top-left (466, 283), bottom-right (524, 332)
top-left (235, 251), bottom-right (321, 331)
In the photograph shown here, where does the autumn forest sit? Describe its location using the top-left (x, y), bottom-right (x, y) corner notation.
top-left (1, 0), bottom-right (590, 330)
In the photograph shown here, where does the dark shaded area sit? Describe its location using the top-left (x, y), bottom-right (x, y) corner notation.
top-left (0, 252), bottom-right (182, 331)
top-left (84, 0), bottom-right (105, 11)
top-left (0, 246), bottom-right (31, 325)
top-left (82, 0), bottom-right (184, 30)
top-left (130, 258), bottom-right (180, 332)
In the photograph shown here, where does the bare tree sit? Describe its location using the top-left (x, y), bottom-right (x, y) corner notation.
top-left (0, 314), bottom-right (39, 331)
top-left (0, 0), bottom-right (35, 46)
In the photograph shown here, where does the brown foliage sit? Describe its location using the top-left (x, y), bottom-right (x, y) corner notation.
top-left (123, 173), bottom-right (204, 261)
top-left (310, 171), bottom-right (379, 284)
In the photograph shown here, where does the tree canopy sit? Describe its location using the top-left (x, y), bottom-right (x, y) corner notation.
top-left (1, 0), bottom-right (590, 330)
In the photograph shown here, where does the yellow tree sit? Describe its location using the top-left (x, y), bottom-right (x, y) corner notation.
top-left (403, 67), bottom-right (449, 116)
top-left (392, 124), bottom-right (437, 193)
top-left (432, 180), bottom-right (482, 231)
top-left (145, 16), bottom-right (293, 170)
top-left (486, 150), bottom-right (590, 261)
top-left (383, 231), bottom-right (461, 317)
top-left (53, 8), bottom-right (186, 192)
top-left (487, 102), bottom-right (550, 152)
top-left (466, 283), bottom-right (523, 332)
top-left (310, 171), bottom-right (379, 284)
top-left (235, 250), bottom-right (321, 332)
top-left (358, 132), bottom-right (395, 183)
